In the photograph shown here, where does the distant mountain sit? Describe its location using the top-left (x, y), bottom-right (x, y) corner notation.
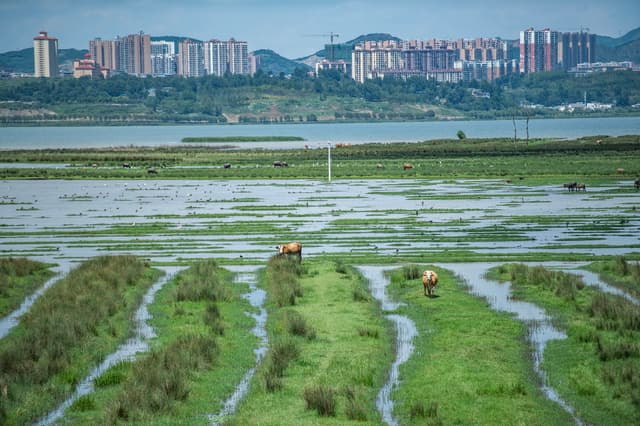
top-left (596, 27), bottom-right (640, 63)
top-left (296, 33), bottom-right (402, 67)
top-left (252, 49), bottom-right (311, 75)
top-left (0, 48), bottom-right (88, 73)
top-left (597, 27), bottom-right (640, 48)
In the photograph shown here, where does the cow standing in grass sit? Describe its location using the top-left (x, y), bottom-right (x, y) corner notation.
top-left (422, 270), bottom-right (438, 298)
top-left (276, 242), bottom-right (302, 261)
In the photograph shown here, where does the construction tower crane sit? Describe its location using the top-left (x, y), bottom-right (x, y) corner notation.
top-left (305, 32), bottom-right (340, 61)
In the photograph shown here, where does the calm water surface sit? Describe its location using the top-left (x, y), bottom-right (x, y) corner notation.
top-left (1, 116), bottom-right (639, 149)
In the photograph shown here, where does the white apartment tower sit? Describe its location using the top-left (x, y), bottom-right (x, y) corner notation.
top-left (204, 39), bottom-right (249, 76)
top-left (178, 39), bottom-right (205, 77)
top-left (150, 41), bottom-right (176, 76)
top-left (33, 31), bottom-right (59, 77)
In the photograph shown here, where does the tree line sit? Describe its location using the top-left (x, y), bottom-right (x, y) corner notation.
top-left (0, 68), bottom-right (638, 123)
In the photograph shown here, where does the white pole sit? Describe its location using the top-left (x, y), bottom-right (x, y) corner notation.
top-left (327, 142), bottom-right (332, 182)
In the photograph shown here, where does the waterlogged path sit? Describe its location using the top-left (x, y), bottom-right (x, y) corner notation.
top-left (0, 261), bottom-right (73, 339)
top-left (357, 266), bottom-right (417, 426)
top-left (36, 266), bottom-right (184, 426)
top-left (438, 262), bottom-right (586, 425)
top-left (209, 266), bottom-right (267, 425)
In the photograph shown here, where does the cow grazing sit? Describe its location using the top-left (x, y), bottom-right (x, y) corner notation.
top-left (563, 182), bottom-right (577, 191)
top-left (422, 270), bottom-right (438, 298)
top-left (147, 168), bottom-right (158, 174)
top-left (276, 242), bottom-right (302, 261)
top-left (403, 163), bottom-right (414, 170)
top-left (122, 163), bottom-right (131, 168)
top-left (223, 163), bottom-right (231, 169)
top-left (616, 168), bottom-right (625, 175)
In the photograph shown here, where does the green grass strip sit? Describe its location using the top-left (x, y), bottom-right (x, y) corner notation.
top-left (487, 263), bottom-right (640, 425)
top-left (0, 255), bottom-right (162, 425)
top-left (59, 259), bottom-right (257, 424)
top-left (0, 257), bottom-right (55, 317)
top-left (386, 265), bottom-right (574, 425)
top-left (229, 258), bottom-right (392, 425)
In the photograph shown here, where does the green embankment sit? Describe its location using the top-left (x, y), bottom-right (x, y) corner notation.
top-left (0, 255), bottom-right (162, 425)
top-left (1, 135), bottom-right (639, 180)
top-left (0, 257), bottom-right (54, 317)
top-left (230, 257), bottom-right (392, 425)
top-left (487, 263), bottom-right (640, 425)
top-left (386, 265), bottom-right (574, 425)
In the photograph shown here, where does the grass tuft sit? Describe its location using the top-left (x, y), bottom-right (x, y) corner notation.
top-left (303, 384), bottom-right (336, 417)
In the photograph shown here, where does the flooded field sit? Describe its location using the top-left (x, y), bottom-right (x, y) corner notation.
top-left (2, 178), bottom-right (639, 425)
top-left (1, 179), bottom-right (639, 267)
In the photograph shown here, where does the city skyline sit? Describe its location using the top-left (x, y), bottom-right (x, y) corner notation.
top-left (1, 0), bottom-right (639, 59)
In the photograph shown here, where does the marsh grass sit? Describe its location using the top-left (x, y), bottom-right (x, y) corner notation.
top-left (0, 255), bottom-right (159, 425)
top-left (59, 260), bottom-right (258, 424)
top-left (490, 263), bottom-right (640, 425)
top-left (107, 333), bottom-right (218, 422)
top-left (587, 257), bottom-right (640, 298)
top-left (303, 384), bottom-right (336, 416)
top-left (0, 257), bottom-right (54, 316)
top-left (264, 255), bottom-right (304, 307)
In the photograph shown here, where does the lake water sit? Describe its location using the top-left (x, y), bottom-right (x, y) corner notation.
top-left (1, 116), bottom-right (639, 150)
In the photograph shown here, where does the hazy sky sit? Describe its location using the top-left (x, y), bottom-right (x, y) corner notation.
top-left (1, 0), bottom-right (638, 58)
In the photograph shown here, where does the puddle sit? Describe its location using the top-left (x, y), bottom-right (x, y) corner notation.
top-left (438, 262), bottom-right (583, 425)
top-left (0, 261), bottom-right (73, 340)
top-left (35, 266), bottom-right (184, 426)
top-left (209, 265), bottom-right (267, 425)
top-left (357, 266), bottom-right (417, 426)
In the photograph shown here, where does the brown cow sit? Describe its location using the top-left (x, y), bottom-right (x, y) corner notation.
top-left (422, 270), bottom-right (438, 298)
top-left (403, 163), bottom-right (414, 170)
top-left (576, 183), bottom-right (586, 191)
top-left (276, 242), bottom-right (302, 261)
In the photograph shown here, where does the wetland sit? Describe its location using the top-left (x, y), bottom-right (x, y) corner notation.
top-left (1, 133), bottom-right (639, 424)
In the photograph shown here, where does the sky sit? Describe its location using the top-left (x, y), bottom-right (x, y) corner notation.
top-left (1, 0), bottom-right (639, 58)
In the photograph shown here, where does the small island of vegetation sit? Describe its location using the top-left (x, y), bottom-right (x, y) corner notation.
top-left (181, 136), bottom-right (306, 143)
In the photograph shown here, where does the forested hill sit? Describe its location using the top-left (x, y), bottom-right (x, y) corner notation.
top-left (0, 48), bottom-right (88, 74)
top-left (0, 68), bottom-right (638, 125)
top-left (596, 27), bottom-right (640, 63)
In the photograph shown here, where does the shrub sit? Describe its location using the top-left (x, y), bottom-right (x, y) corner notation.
top-left (403, 264), bottom-right (422, 280)
top-left (283, 310), bottom-right (316, 340)
top-left (203, 303), bottom-right (224, 335)
top-left (303, 384), bottom-right (336, 417)
top-left (262, 337), bottom-right (300, 393)
top-left (174, 259), bottom-right (229, 302)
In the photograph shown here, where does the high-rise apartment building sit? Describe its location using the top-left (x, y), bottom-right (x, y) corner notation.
top-left (558, 31), bottom-right (596, 70)
top-left (352, 40), bottom-right (459, 83)
top-left (203, 39), bottom-right (249, 76)
top-left (150, 41), bottom-right (177, 76)
top-left (33, 31), bottom-right (59, 77)
top-left (119, 32), bottom-right (152, 75)
top-left (90, 38), bottom-right (120, 71)
top-left (520, 28), bottom-right (559, 74)
top-left (178, 39), bottom-right (205, 77)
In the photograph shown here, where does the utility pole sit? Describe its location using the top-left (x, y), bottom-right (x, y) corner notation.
top-left (327, 142), bottom-right (332, 182)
